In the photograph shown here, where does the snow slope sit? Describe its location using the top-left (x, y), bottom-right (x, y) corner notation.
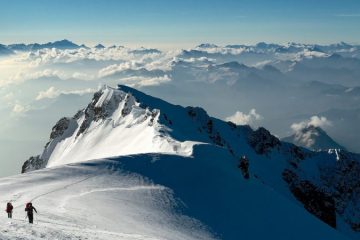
top-left (0, 146), bottom-right (351, 240)
top-left (12, 85), bottom-right (360, 239)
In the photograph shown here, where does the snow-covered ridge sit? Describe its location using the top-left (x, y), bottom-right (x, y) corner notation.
top-left (22, 85), bottom-right (360, 239)
top-left (23, 85), bottom-right (198, 170)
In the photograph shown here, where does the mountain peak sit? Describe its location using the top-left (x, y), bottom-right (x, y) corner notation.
top-left (95, 43), bottom-right (105, 49)
top-left (218, 61), bottom-right (248, 69)
top-left (44, 39), bottom-right (80, 49)
top-left (282, 125), bottom-right (346, 151)
top-left (0, 44), bottom-right (14, 55)
top-left (55, 39), bottom-right (74, 44)
top-left (22, 84), bottom-right (200, 170)
top-left (197, 43), bottom-right (219, 48)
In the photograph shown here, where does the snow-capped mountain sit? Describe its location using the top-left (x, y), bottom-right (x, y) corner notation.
top-left (7, 39), bottom-right (83, 51)
top-left (17, 85), bottom-right (360, 239)
top-left (282, 125), bottom-right (346, 151)
top-left (95, 44), bottom-right (106, 49)
top-left (0, 44), bottom-right (14, 55)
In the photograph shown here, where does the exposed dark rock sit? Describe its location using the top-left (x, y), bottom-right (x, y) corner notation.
top-left (285, 145), bottom-right (311, 169)
top-left (210, 132), bottom-right (224, 146)
top-left (149, 110), bottom-right (159, 126)
top-left (282, 169), bottom-right (336, 228)
top-left (76, 89), bottom-right (123, 137)
top-left (227, 121), bottom-right (237, 129)
top-left (319, 152), bottom-right (360, 231)
top-left (73, 110), bottom-right (83, 120)
top-left (206, 120), bottom-right (213, 133)
top-left (22, 155), bottom-right (44, 173)
top-left (186, 107), bottom-right (209, 123)
top-left (248, 127), bottom-right (281, 154)
top-left (121, 94), bottom-right (133, 117)
top-left (50, 117), bottom-right (71, 140)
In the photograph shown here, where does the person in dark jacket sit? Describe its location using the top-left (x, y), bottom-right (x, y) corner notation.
top-left (25, 202), bottom-right (37, 224)
top-left (6, 202), bottom-right (13, 218)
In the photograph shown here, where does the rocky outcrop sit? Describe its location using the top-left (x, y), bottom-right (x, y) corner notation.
top-left (23, 117), bottom-right (75, 172)
top-left (77, 88), bottom-right (126, 137)
top-left (282, 169), bottom-right (336, 228)
top-left (282, 150), bottom-right (360, 232)
top-left (49, 117), bottom-right (71, 141)
top-left (319, 151), bottom-right (360, 231)
top-left (248, 127), bottom-right (281, 154)
top-left (22, 155), bottom-right (44, 173)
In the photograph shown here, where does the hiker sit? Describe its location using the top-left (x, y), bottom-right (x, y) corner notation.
top-left (239, 155), bottom-right (250, 179)
top-left (25, 202), bottom-right (37, 224)
top-left (6, 202), bottom-right (13, 219)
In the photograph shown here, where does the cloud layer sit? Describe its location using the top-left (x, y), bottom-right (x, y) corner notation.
top-left (291, 116), bottom-right (332, 132)
top-left (225, 109), bottom-right (263, 127)
top-left (36, 87), bottom-right (97, 100)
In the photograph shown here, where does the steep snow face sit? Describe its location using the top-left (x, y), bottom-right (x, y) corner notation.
top-left (282, 126), bottom-right (346, 151)
top-left (24, 86), bottom-right (197, 169)
top-left (22, 85), bottom-right (360, 239)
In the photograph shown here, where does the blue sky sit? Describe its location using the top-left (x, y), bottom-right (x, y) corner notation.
top-left (0, 0), bottom-right (359, 49)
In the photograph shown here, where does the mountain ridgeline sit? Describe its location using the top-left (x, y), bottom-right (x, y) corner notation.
top-left (23, 85), bottom-right (360, 239)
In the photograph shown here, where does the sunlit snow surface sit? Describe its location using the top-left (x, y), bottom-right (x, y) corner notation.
top-left (0, 146), bottom-right (350, 239)
top-left (44, 86), bottom-right (197, 168)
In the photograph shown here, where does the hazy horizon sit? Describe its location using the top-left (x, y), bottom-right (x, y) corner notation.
top-left (1, 0), bottom-right (360, 49)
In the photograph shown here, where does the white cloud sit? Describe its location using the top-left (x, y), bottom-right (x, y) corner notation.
top-left (36, 87), bottom-right (96, 100)
top-left (225, 109), bottom-right (263, 127)
top-left (98, 61), bottom-right (142, 78)
top-left (10, 69), bottom-right (62, 83)
top-left (117, 75), bottom-right (171, 87)
top-left (65, 88), bottom-right (97, 96)
top-left (26, 47), bottom-right (168, 66)
top-left (12, 104), bottom-right (29, 113)
top-left (36, 87), bottom-right (59, 100)
top-left (71, 72), bottom-right (95, 80)
top-left (0, 46), bottom-right (176, 86)
top-left (291, 116), bottom-right (332, 132)
top-left (194, 45), bottom-right (247, 55)
top-left (289, 116), bottom-right (332, 149)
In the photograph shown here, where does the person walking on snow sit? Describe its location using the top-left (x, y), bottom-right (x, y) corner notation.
top-left (25, 202), bottom-right (37, 224)
top-left (6, 202), bottom-right (13, 218)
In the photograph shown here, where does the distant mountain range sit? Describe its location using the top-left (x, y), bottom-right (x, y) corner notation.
top-left (0, 39), bottom-right (112, 53)
top-left (1, 40), bottom-right (359, 56)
